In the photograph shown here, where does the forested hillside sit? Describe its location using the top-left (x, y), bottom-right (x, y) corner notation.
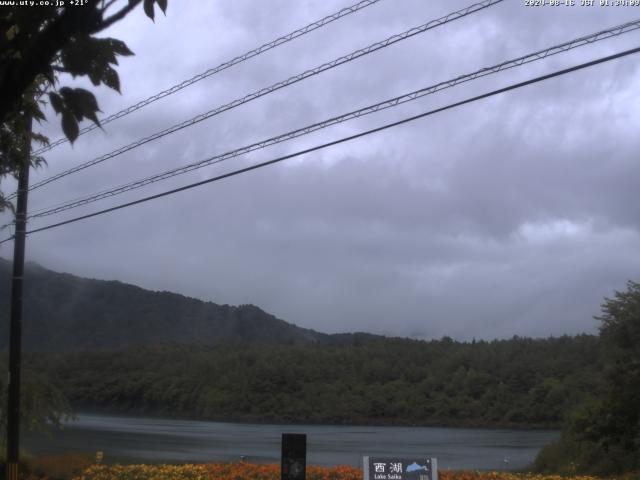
top-left (0, 259), bottom-right (330, 350)
top-left (29, 335), bottom-right (600, 428)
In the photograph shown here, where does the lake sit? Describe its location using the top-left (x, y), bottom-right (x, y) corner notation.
top-left (24, 413), bottom-right (558, 470)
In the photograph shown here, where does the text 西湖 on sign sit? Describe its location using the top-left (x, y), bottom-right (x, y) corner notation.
top-left (363, 457), bottom-right (438, 480)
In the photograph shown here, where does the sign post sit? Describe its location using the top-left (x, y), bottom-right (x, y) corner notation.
top-left (363, 457), bottom-right (438, 480)
top-left (281, 433), bottom-right (306, 480)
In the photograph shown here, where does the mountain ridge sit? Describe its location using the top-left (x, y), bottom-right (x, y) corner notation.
top-left (0, 257), bottom-right (379, 351)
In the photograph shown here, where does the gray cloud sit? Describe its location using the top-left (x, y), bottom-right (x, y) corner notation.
top-left (2, 0), bottom-right (639, 340)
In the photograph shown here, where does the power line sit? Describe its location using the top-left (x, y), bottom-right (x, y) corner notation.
top-left (25, 18), bottom-right (640, 220)
top-left (2, 45), bottom-right (636, 245)
top-left (25, 0), bottom-right (502, 193)
top-left (31, 0), bottom-right (386, 156)
top-left (15, 0), bottom-right (503, 199)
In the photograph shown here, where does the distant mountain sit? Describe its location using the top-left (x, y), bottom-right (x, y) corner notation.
top-left (0, 258), bottom-right (366, 351)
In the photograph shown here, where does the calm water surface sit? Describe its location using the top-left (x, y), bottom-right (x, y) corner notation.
top-left (24, 413), bottom-right (558, 470)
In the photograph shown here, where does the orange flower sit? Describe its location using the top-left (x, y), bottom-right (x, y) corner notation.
top-left (71, 462), bottom-right (616, 480)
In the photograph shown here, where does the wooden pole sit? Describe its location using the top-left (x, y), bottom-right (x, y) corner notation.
top-left (6, 114), bottom-right (31, 480)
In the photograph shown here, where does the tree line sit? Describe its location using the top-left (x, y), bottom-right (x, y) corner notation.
top-left (26, 335), bottom-right (600, 428)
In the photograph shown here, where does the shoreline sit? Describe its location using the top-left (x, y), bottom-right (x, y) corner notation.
top-left (69, 408), bottom-right (562, 432)
top-left (24, 411), bottom-right (557, 471)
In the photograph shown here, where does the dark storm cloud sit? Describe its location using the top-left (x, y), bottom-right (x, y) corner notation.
top-left (3, 0), bottom-right (639, 339)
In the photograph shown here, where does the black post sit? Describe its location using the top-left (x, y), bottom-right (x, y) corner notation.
top-left (281, 433), bottom-right (306, 480)
top-left (6, 115), bottom-right (31, 480)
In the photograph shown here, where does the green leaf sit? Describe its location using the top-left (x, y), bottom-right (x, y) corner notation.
top-left (59, 87), bottom-right (101, 126)
top-left (156, 0), bottom-right (167, 14)
top-left (143, 0), bottom-right (155, 20)
top-left (41, 66), bottom-right (55, 86)
top-left (61, 110), bottom-right (79, 144)
top-left (32, 106), bottom-right (46, 123)
top-left (87, 69), bottom-right (101, 86)
top-left (102, 66), bottom-right (120, 93)
top-left (59, 36), bottom-right (87, 77)
top-left (30, 154), bottom-right (47, 169)
top-left (31, 132), bottom-right (50, 147)
top-left (59, 87), bottom-right (83, 121)
top-left (108, 38), bottom-right (134, 57)
top-left (49, 92), bottom-right (63, 114)
top-left (5, 24), bottom-right (20, 41)
top-left (72, 88), bottom-right (101, 126)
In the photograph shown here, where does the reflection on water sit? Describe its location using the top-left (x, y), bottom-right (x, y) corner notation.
top-left (24, 413), bottom-right (558, 470)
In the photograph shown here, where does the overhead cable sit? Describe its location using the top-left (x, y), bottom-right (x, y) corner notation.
top-left (1, 45), bottom-right (636, 244)
top-left (31, 0), bottom-right (386, 156)
top-left (16, 0), bottom-right (504, 199)
top-left (26, 18), bottom-right (640, 220)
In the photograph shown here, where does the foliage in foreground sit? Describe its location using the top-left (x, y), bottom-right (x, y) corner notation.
top-left (533, 281), bottom-right (640, 476)
top-left (0, 359), bottom-right (72, 440)
top-left (0, 0), bottom-right (169, 212)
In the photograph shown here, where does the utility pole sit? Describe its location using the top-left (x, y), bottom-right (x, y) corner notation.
top-left (5, 113), bottom-right (31, 480)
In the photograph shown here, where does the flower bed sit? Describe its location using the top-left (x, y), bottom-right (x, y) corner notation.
top-left (72, 464), bottom-right (605, 480)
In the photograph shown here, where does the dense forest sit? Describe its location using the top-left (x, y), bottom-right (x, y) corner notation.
top-left (26, 335), bottom-right (600, 428)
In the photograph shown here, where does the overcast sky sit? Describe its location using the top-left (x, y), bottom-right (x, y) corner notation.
top-left (2, 0), bottom-right (639, 340)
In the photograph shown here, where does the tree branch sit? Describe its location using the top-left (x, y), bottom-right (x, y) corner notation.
top-left (101, 0), bottom-right (119, 12)
top-left (95, 0), bottom-right (143, 32)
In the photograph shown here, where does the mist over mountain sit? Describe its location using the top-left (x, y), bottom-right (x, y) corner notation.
top-left (0, 258), bottom-right (605, 430)
top-left (0, 258), bottom-right (375, 351)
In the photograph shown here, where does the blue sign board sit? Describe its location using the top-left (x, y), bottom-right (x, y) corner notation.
top-left (363, 457), bottom-right (438, 480)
